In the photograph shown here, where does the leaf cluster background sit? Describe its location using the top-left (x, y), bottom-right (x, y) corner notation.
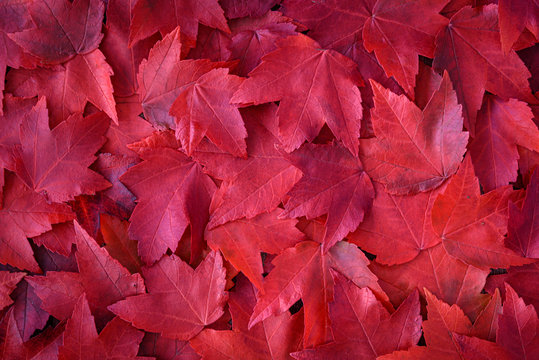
top-left (0, 0), bottom-right (538, 359)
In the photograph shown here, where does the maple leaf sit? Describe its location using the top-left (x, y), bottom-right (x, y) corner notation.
top-left (433, 4), bottom-right (536, 134)
top-left (102, 96), bottom-right (155, 158)
top-left (120, 147), bottom-right (215, 264)
top-left (350, 182), bottom-right (442, 265)
top-left (6, 49), bottom-right (118, 126)
top-left (187, 24), bottom-right (232, 62)
top-left (431, 155), bottom-right (531, 269)
top-left (360, 72), bottom-right (468, 195)
top-left (137, 28), bottom-right (231, 129)
top-left (507, 169), bottom-right (539, 258)
top-left (139, 333), bottom-right (200, 360)
top-left (194, 104), bottom-right (302, 229)
top-left (362, 0), bottom-right (448, 97)
top-left (14, 98), bottom-right (110, 203)
top-left (129, 0), bottom-right (230, 49)
top-left (100, 214), bottom-right (142, 274)
top-left (0, 0), bottom-right (38, 116)
top-left (498, 0), bottom-right (539, 53)
top-left (231, 33), bottom-right (364, 156)
top-left (190, 275), bottom-right (303, 359)
top-left (24, 321), bottom-right (65, 359)
top-left (101, 0), bottom-right (158, 97)
top-left (73, 221), bottom-right (146, 328)
top-left (227, 12), bottom-right (297, 77)
top-left (10, 278), bottom-right (49, 342)
top-left (32, 222), bottom-right (77, 257)
top-left (415, 289), bottom-right (474, 359)
top-left (469, 95), bottom-right (539, 191)
top-left (26, 272), bottom-right (85, 322)
top-left (59, 294), bottom-right (144, 360)
top-left (370, 244), bottom-right (490, 320)
top-left (26, 222), bottom-right (145, 328)
top-left (249, 240), bottom-right (386, 348)
top-left (221, 0), bottom-right (280, 19)
top-left (1, 0), bottom-right (539, 353)
top-left (0, 307), bottom-right (65, 360)
top-left (0, 308), bottom-right (24, 360)
top-left (281, 0), bottom-right (401, 93)
top-left (292, 272), bottom-right (421, 359)
top-left (8, 0), bottom-right (104, 64)
top-left (0, 95), bottom-right (36, 172)
top-left (109, 252), bottom-right (228, 340)
top-left (281, 0), bottom-right (403, 137)
top-left (170, 68), bottom-right (247, 157)
top-left (0, 172), bottom-right (74, 272)
top-left (453, 334), bottom-right (512, 360)
top-left (497, 283), bottom-right (539, 358)
top-left (205, 208), bottom-right (305, 290)
top-left (94, 154), bottom-right (137, 213)
top-left (281, 142), bottom-right (374, 252)
top-left (454, 283), bottom-right (539, 360)
top-left (381, 288), bottom-right (505, 360)
top-left (0, 271), bottom-right (25, 311)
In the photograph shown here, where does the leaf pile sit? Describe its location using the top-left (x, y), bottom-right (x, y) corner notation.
top-left (0, 0), bottom-right (538, 359)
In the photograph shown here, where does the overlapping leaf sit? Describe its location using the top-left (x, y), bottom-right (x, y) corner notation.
top-left (14, 98), bottom-right (110, 202)
top-left (8, 0), bottom-right (105, 64)
top-left (281, 142), bottom-right (374, 251)
top-left (360, 72), bottom-right (468, 194)
top-left (231, 34), bottom-right (364, 155)
top-left (120, 147), bottom-right (216, 264)
top-left (109, 252), bottom-right (228, 340)
top-left (432, 155), bottom-right (531, 269)
top-left (433, 4), bottom-right (536, 133)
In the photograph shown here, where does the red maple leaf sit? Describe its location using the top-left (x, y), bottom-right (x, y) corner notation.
top-left (1, 1), bottom-right (538, 357)
top-left (231, 34), bottom-right (364, 155)
top-left (432, 155), bottom-right (532, 269)
top-left (120, 147), bottom-right (216, 264)
top-left (137, 28), bottom-right (231, 129)
top-left (129, 0), bottom-right (230, 49)
top-left (433, 4), bottom-right (536, 134)
top-left (205, 208), bottom-right (305, 290)
top-left (469, 95), bottom-right (539, 191)
top-left (292, 272), bottom-right (421, 359)
top-left (363, 0), bottom-right (448, 97)
top-left (8, 0), bottom-right (105, 64)
top-left (190, 275), bottom-right (303, 359)
top-left (195, 104), bottom-right (302, 229)
top-left (249, 240), bottom-right (386, 348)
top-left (0, 173), bottom-right (74, 272)
top-left (507, 169), bottom-right (539, 258)
top-left (58, 294), bottom-right (144, 360)
top-left (7, 50), bottom-right (118, 126)
top-left (14, 98), bottom-right (110, 202)
top-left (350, 181), bottom-right (442, 265)
top-left (109, 252), bottom-right (228, 340)
top-left (360, 72), bottom-right (468, 194)
top-left (170, 68), bottom-right (247, 157)
top-left (281, 142), bottom-right (374, 251)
